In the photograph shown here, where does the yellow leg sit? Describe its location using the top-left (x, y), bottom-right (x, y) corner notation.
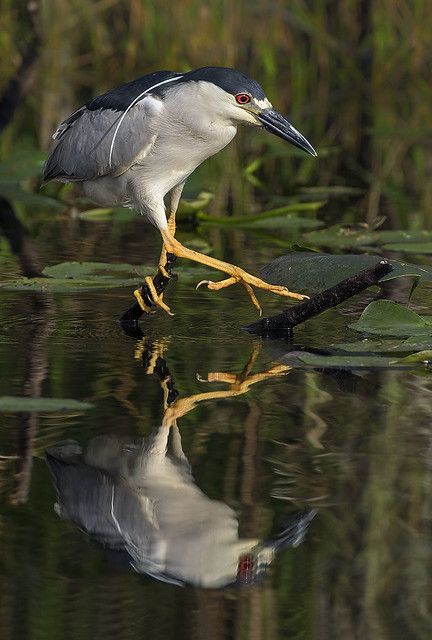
top-left (161, 229), bottom-right (308, 315)
top-left (134, 213), bottom-right (177, 315)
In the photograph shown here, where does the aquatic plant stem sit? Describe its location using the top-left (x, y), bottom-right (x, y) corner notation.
top-left (245, 260), bottom-right (394, 338)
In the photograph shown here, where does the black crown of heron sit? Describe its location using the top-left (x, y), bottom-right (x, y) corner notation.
top-left (44, 66), bottom-right (316, 316)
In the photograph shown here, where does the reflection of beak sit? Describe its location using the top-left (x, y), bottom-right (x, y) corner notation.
top-left (257, 108), bottom-right (317, 156)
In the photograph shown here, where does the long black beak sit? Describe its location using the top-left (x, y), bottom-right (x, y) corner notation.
top-left (258, 108), bottom-right (317, 157)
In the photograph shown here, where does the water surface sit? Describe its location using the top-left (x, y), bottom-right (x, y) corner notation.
top-left (1, 220), bottom-right (431, 640)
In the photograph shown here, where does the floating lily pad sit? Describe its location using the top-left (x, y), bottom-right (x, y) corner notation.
top-left (397, 350), bottom-right (432, 364)
top-left (284, 351), bottom-right (430, 370)
top-left (293, 353), bottom-right (407, 369)
top-left (0, 261), bottom-right (212, 292)
top-left (333, 336), bottom-right (432, 354)
top-left (43, 261), bottom-right (147, 279)
top-left (260, 252), bottom-right (432, 295)
top-left (0, 396), bottom-right (93, 412)
top-left (349, 300), bottom-right (432, 336)
top-left (302, 225), bottom-right (432, 252)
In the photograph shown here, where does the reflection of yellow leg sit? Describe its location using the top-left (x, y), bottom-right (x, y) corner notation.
top-left (162, 344), bottom-right (291, 427)
top-left (161, 229), bottom-right (307, 316)
top-left (134, 213), bottom-right (177, 315)
top-left (134, 337), bottom-right (169, 366)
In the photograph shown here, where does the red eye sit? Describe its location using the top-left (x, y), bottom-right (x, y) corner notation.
top-left (235, 93), bottom-right (251, 105)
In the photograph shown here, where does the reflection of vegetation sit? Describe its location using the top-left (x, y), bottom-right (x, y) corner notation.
top-left (270, 369), bottom-right (432, 638)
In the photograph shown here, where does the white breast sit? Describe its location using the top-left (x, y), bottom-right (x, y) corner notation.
top-left (131, 82), bottom-right (238, 198)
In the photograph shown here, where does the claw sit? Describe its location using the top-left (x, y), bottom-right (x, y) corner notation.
top-left (196, 280), bottom-right (210, 291)
top-left (242, 282), bottom-right (262, 316)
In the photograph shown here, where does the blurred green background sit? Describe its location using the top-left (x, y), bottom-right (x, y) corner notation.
top-left (1, 0), bottom-right (431, 226)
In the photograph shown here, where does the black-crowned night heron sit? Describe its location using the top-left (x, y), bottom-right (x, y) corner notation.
top-left (43, 66), bottom-right (316, 315)
top-left (46, 434), bottom-right (316, 588)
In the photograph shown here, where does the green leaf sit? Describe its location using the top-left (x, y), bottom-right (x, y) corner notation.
top-left (42, 261), bottom-right (145, 279)
top-left (78, 207), bottom-right (135, 222)
top-left (0, 396), bottom-right (93, 412)
top-left (177, 191), bottom-right (214, 214)
top-left (383, 242), bottom-right (432, 254)
top-left (333, 337), bottom-right (432, 354)
top-left (0, 261), bottom-right (213, 292)
top-left (289, 353), bottom-right (413, 369)
top-left (299, 186), bottom-right (364, 197)
top-left (396, 350), bottom-right (432, 364)
top-left (260, 252), bottom-right (432, 295)
top-left (196, 201), bottom-right (325, 227)
top-left (349, 300), bottom-right (432, 336)
top-left (303, 225), bottom-right (432, 250)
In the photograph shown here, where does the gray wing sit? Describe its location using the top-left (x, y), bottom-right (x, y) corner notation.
top-left (46, 449), bottom-right (159, 549)
top-left (43, 99), bottom-right (160, 182)
top-left (43, 69), bottom-right (183, 182)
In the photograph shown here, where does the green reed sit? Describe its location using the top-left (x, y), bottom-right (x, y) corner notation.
top-left (1, 0), bottom-right (431, 226)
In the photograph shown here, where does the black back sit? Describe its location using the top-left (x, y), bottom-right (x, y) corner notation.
top-left (86, 70), bottom-right (182, 112)
top-left (85, 67), bottom-right (266, 113)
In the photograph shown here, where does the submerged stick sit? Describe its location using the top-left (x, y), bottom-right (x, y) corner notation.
top-left (246, 259), bottom-right (394, 338)
top-left (120, 252), bottom-right (177, 327)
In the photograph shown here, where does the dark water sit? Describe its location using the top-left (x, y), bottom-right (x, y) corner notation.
top-left (1, 219), bottom-right (432, 640)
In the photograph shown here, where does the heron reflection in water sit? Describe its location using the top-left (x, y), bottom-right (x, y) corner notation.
top-left (46, 343), bottom-right (315, 588)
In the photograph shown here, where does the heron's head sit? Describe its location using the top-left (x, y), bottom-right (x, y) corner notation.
top-left (178, 67), bottom-right (317, 157)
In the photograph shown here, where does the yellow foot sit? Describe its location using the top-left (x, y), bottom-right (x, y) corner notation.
top-left (161, 230), bottom-right (308, 316)
top-left (196, 274), bottom-right (307, 316)
top-left (134, 268), bottom-right (174, 316)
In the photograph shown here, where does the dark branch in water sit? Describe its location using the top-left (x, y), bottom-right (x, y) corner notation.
top-left (119, 253), bottom-right (177, 330)
top-left (245, 259), bottom-right (394, 338)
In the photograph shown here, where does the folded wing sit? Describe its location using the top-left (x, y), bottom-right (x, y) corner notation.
top-left (43, 70), bottom-right (182, 182)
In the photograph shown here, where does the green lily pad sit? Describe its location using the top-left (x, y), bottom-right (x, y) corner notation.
top-left (0, 261), bottom-right (213, 292)
top-left (43, 261), bottom-right (147, 279)
top-left (333, 336), bottom-right (432, 354)
top-left (349, 300), bottom-right (432, 336)
top-left (294, 353), bottom-right (407, 369)
top-left (260, 252), bottom-right (432, 295)
top-left (285, 350), bottom-right (431, 370)
top-left (0, 396), bottom-right (93, 412)
top-left (397, 350), bottom-right (432, 364)
top-left (302, 225), bottom-right (432, 251)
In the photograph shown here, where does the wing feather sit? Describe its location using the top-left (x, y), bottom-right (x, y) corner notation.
top-left (43, 70), bottom-right (183, 182)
